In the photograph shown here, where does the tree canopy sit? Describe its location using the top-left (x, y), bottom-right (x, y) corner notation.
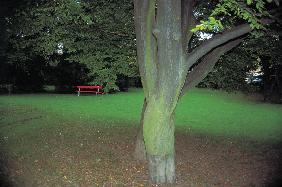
top-left (4, 0), bottom-right (138, 92)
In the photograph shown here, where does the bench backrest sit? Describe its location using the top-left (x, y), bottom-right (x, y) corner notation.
top-left (76, 85), bottom-right (103, 89)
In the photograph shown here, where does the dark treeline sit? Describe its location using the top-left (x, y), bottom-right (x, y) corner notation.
top-left (0, 0), bottom-right (281, 103)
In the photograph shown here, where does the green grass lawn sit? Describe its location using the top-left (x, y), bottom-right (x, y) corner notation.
top-left (1, 88), bottom-right (282, 143)
top-left (1, 88), bottom-right (282, 186)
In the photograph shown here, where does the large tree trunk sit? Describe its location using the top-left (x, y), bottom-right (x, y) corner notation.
top-left (133, 0), bottom-right (185, 184)
top-left (133, 0), bottom-right (254, 184)
top-left (143, 98), bottom-right (176, 184)
top-left (134, 97), bottom-right (176, 183)
top-left (134, 99), bottom-right (175, 184)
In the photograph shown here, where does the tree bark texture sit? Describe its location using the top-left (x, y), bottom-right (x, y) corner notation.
top-left (134, 98), bottom-right (147, 162)
top-left (148, 153), bottom-right (175, 184)
top-left (134, 0), bottom-right (185, 183)
top-left (133, 0), bottom-right (257, 184)
top-left (143, 98), bottom-right (176, 183)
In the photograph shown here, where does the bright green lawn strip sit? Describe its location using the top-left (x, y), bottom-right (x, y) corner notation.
top-left (0, 89), bottom-right (144, 125)
top-left (1, 88), bottom-right (282, 143)
top-left (176, 89), bottom-right (282, 142)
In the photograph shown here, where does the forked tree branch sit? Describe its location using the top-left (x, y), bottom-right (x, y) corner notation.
top-left (133, 0), bottom-right (158, 97)
top-left (186, 18), bottom-right (273, 68)
top-left (186, 24), bottom-right (251, 67)
top-left (180, 38), bottom-right (243, 96)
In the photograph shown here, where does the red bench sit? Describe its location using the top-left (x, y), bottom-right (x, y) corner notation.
top-left (76, 86), bottom-right (104, 96)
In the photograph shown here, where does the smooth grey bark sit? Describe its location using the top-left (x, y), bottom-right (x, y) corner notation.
top-left (133, 0), bottom-right (159, 99)
top-left (148, 154), bottom-right (175, 184)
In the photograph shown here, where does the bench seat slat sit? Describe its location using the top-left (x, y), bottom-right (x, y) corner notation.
top-left (77, 86), bottom-right (102, 89)
top-left (76, 85), bottom-right (104, 96)
top-left (76, 91), bottom-right (98, 93)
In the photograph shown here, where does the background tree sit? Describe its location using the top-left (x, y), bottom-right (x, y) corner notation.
top-left (0, 0), bottom-right (16, 87)
top-left (198, 43), bottom-right (259, 92)
top-left (133, 0), bottom-right (277, 184)
top-left (4, 0), bottom-right (138, 92)
top-left (244, 23), bottom-right (282, 102)
top-left (199, 18), bottom-right (282, 95)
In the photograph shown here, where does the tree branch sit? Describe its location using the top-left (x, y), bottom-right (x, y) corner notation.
top-left (186, 24), bottom-right (251, 67)
top-left (186, 18), bottom-right (274, 68)
top-left (180, 38), bottom-right (243, 96)
top-left (133, 0), bottom-right (158, 97)
top-left (181, 0), bottom-right (196, 52)
top-left (156, 0), bottom-right (186, 105)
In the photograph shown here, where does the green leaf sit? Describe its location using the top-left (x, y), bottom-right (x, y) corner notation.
top-left (247, 0), bottom-right (252, 5)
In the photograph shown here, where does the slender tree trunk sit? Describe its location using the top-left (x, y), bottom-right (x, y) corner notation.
top-left (134, 98), bottom-right (147, 162)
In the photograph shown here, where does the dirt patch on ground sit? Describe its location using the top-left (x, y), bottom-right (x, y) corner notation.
top-left (1, 127), bottom-right (282, 187)
top-left (175, 132), bottom-right (282, 187)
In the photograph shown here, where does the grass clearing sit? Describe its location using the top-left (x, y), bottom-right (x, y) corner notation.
top-left (1, 88), bottom-right (282, 142)
top-left (0, 88), bottom-right (282, 186)
top-left (176, 89), bottom-right (282, 142)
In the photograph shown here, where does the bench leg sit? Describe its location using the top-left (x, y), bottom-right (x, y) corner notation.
top-left (78, 88), bottom-right (80, 96)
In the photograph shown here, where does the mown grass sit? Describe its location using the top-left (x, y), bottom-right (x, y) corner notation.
top-left (176, 89), bottom-right (282, 142)
top-left (1, 88), bottom-right (282, 186)
top-left (1, 88), bottom-right (282, 143)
